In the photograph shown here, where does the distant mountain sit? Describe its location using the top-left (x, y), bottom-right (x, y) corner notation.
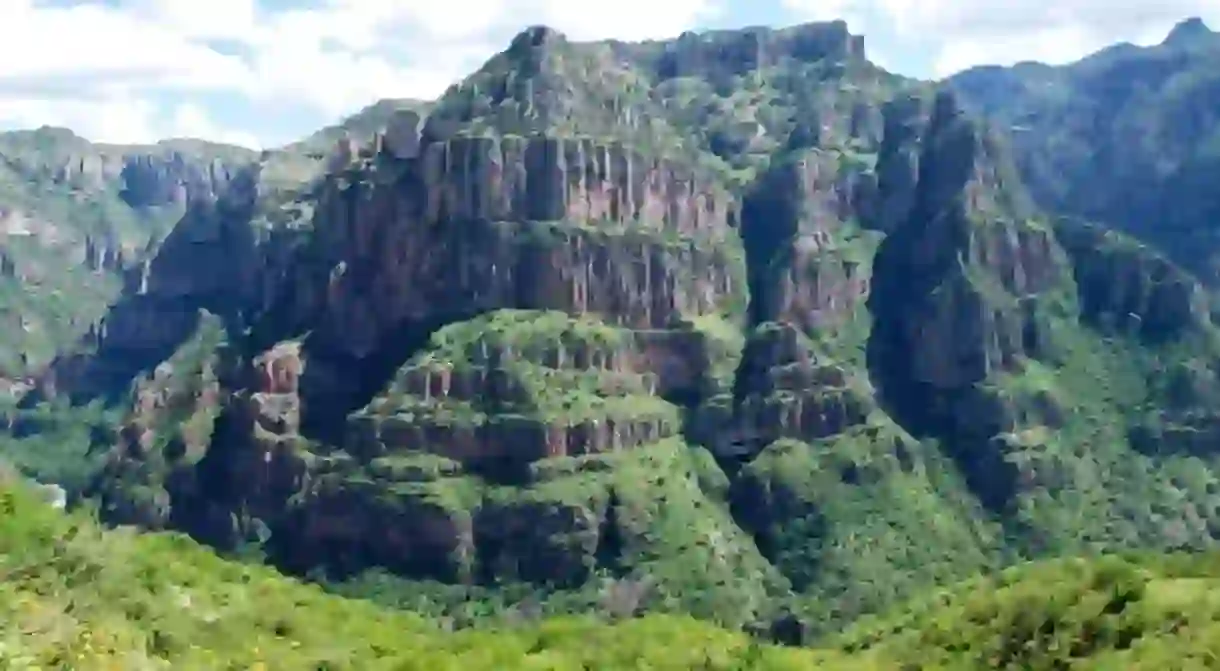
top-left (950, 17), bottom-right (1220, 289)
top-left (2, 15), bottom-right (1220, 644)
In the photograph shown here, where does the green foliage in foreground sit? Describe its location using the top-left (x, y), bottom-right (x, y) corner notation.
top-left (836, 552), bottom-right (1220, 669)
top-left (0, 483), bottom-right (842, 670)
top-left (12, 481), bottom-right (1220, 669)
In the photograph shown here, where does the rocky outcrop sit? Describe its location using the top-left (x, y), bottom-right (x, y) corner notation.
top-left (1054, 218), bottom-right (1211, 342)
top-left (89, 311), bottom-right (229, 528)
top-left (741, 148), bottom-right (876, 331)
top-left (4, 128), bottom-right (248, 209)
top-left (869, 94), bottom-right (935, 233)
top-left (252, 134), bottom-right (743, 397)
top-left (342, 315), bottom-right (700, 469)
top-left (348, 412), bottom-right (674, 466)
top-left (39, 128), bottom-right (745, 428)
top-left (869, 91), bottom-right (1060, 393)
top-left (279, 470), bottom-right (477, 581)
top-left (722, 132), bottom-right (887, 461)
top-left (45, 116), bottom-right (750, 585)
top-left (862, 91), bottom-right (1073, 513)
top-left (649, 20), bottom-right (867, 81)
top-left (118, 152), bottom-right (240, 208)
top-left (719, 324), bottom-right (873, 457)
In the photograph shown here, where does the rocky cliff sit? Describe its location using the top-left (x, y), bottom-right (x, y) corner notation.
top-left (8, 17), bottom-right (1220, 635)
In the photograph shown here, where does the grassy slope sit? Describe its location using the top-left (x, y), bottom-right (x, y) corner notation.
top-left (7, 481), bottom-right (1220, 669)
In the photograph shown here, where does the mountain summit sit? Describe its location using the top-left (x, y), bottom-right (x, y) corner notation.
top-left (1164, 16), bottom-right (1215, 46)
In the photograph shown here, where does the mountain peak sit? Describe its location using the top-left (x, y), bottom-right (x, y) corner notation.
top-left (1163, 17), bottom-right (1214, 47)
top-left (509, 25), bottom-right (568, 52)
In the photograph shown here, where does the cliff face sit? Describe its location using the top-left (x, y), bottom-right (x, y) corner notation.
top-left (869, 91), bottom-right (1059, 418)
top-left (11, 18), bottom-right (1220, 635)
top-left (290, 135), bottom-right (739, 356)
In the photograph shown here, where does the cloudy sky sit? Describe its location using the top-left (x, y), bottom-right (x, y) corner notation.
top-left (1, 0), bottom-right (1216, 149)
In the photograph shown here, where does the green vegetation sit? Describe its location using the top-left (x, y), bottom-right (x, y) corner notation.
top-left (738, 425), bottom-right (1005, 629)
top-left (364, 310), bottom-right (681, 428)
top-left (0, 397), bottom-right (120, 496)
top-left (296, 437), bottom-right (788, 629)
top-left (835, 552), bottom-right (1220, 669)
top-left (0, 482), bottom-right (812, 668)
top-left (422, 23), bottom-right (909, 190)
top-left (12, 480), bottom-right (1220, 669)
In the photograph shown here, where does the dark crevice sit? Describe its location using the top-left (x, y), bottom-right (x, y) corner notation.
top-left (296, 311), bottom-right (478, 446)
top-left (595, 487), bottom-right (626, 575)
top-left (738, 165), bottom-right (800, 330)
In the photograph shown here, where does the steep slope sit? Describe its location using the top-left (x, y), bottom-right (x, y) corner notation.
top-left (0, 101), bottom-right (431, 495)
top-left (949, 17), bottom-right (1220, 289)
top-left (13, 17), bottom-right (1220, 639)
top-left (862, 89), bottom-right (1220, 558)
top-left (84, 129), bottom-right (784, 625)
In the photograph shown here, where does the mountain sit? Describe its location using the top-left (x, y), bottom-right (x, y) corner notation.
top-left (948, 17), bottom-right (1220, 290)
top-left (0, 129), bottom-right (255, 492)
top-left (3, 15), bottom-right (1220, 644)
top-left (0, 128), bottom-right (253, 377)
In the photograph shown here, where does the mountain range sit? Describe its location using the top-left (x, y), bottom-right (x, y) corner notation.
top-left (1, 14), bottom-right (1220, 668)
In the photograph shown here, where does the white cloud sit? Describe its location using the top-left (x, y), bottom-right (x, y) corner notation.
top-left (0, 96), bottom-right (162, 145)
top-left (528, 0), bottom-right (718, 41)
top-left (0, 1), bottom-right (250, 89)
top-left (785, 0), bottom-right (1220, 75)
top-left (127, 0), bottom-right (259, 41)
top-left (10, 0), bottom-right (1207, 148)
top-left (0, 0), bottom-right (720, 147)
top-left (166, 103), bottom-right (262, 149)
top-left (0, 95), bottom-right (261, 148)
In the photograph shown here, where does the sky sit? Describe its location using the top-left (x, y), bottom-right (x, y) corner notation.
top-left (0, 0), bottom-right (1216, 149)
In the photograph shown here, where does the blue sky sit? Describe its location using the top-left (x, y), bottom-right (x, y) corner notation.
top-left (1, 0), bottom-right (1216, 148)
